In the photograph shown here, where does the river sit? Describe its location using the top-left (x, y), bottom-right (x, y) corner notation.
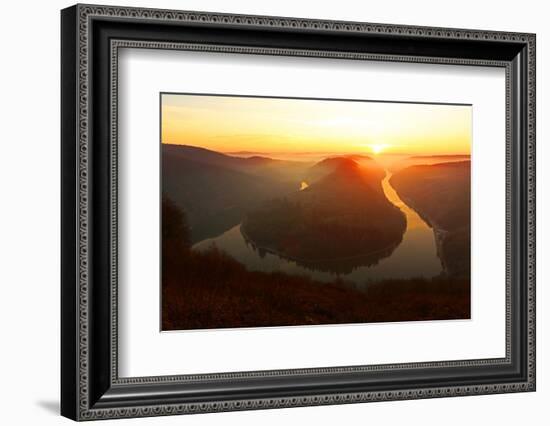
top-left (192, 171), bottom-right (442, 289)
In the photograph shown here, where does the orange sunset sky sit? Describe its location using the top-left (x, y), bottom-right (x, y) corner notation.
top-left (161, 94), bottom-right (471, 157)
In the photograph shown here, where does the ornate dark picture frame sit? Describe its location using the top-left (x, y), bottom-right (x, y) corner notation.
top-left (61, 4), bottom-right (536, 421)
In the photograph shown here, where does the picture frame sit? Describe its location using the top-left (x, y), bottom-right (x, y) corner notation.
top-left (61, 3), bottom-right (536, 421)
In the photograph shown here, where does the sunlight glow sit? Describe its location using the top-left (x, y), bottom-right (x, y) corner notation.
top-left (369, 144), bottom-right (388, 155)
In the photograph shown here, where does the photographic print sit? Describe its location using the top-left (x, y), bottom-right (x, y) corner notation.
top-left (161, 93), bottom-right (472, 331)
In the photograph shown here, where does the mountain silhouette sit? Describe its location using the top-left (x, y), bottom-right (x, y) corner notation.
top-left (389, 154), bottom-right (471, 172)
top-left (162, 144), bottom-right (311, 243)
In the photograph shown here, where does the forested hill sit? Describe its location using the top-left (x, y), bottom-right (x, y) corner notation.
top-left (162, 144), bottom-right (311, 243)
top-left (242, 157), bottom-right (406, 271)
top-left (390, 161), bottom-right (471, 276)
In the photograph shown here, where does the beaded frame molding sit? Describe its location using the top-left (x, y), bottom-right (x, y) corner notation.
top-left (61, 4), bottom-right (536, 421)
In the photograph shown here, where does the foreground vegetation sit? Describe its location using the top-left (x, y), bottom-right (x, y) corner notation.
top-left (162, 196), bottom-right (470, 331)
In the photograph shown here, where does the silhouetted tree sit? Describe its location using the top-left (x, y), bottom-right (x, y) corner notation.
top-left (162, 195), bottom-right (191, 275)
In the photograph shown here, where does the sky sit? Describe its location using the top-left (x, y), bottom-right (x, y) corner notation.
top-left (161, 93), bottom-right (471, 157)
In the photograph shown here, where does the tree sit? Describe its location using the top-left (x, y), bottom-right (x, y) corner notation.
top-left (162, 195), bottom-right (191, 274)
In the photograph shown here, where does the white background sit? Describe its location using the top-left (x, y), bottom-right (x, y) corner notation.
top-left (0, 0), bottom-right (547, 425)
top-left (119, 49), bottom-right (505, 377)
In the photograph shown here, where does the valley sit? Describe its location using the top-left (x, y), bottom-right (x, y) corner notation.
top-left (161, 144), bottom-right (471, 329)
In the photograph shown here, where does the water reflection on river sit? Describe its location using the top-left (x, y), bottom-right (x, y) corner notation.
top-left (193, 172), bottom-right (442, 289)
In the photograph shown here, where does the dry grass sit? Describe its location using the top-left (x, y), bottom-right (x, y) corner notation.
top-left (162, 246), bottom-right (470, 330)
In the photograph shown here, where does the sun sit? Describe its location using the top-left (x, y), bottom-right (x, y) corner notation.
top-left (369, 144), bottom-right (388, 155)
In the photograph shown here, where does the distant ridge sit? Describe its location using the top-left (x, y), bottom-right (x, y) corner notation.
top-left (164, 144), bottom-right (311, 167)
top-left (389, 154), bottom-right (471, 172)
top-left (407, 154), bottom-right (470, 160)
top-left (225, 151), bottom-right (264, 156)
top-left (411, 160), bottom-right (471, 169)
top-left (162, 144), bottom-right (268, 168)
